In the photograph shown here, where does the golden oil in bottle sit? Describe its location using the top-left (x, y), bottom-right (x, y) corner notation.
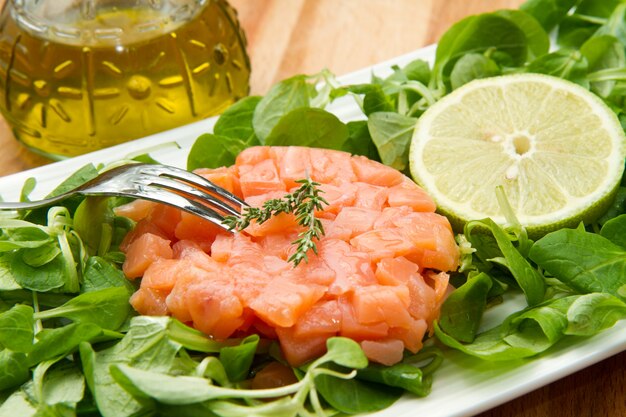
top-left (0, 0), bottom-right (250, 158)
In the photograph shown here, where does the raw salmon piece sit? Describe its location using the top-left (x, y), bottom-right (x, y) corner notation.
top-left (402, 223), bottom-right (459, 272)
top-left (316, 183), bottom-right (358, 217)
top-left (261, 255), bottom-right (292, 275)
top-left (210, 234), bottom-right (233, 262)
top-left (114, 199), bottom-right (156, 222)
top-left (354, 220), bottom-right (459, 272)
top-left (392, 211), bottom-right (453, 233)
top-left (119, 218), bottom-right (169, 252)
top-left (275, 326), bottom-right (329, 367)
top-left (251, 361), bottom-right (299, 389)
top-left (238, 158), bottom-right (286, 197)
top-left (351, 155), bottom-right (404, 187)
top-left (406, 273), bottom-right (438, 323)
top-left (187, 280), bottom-right (246, 340)
top-left (249, 278), bottom-right (326, 327)
top-left (252, 317), bottom-right (278, 339)
top-left (123, 232), bottom-right (173, 279)
top-left (165, 265), bottom-right (210, 323)
top-left (326, 207), bottom-right (380, 240)
top-left (373, 206), bottom-right (414, 229)
top-left (360, 339), bottom-right (405, 366)
top-left (352, 285), bottom-right (412, 329)
top-left (318, 239), bottom-right (377, 295)
top-left (195, 166), bottom-right (241, 195)
top-left (353, 183), bottom-right (389, 210)
top-left (309, 148), bottom-right (357, 185)
top-left (130, 287), bottom-right (169, 316)
top-left (236, 146), bottom-right (271, 166)
top-left (425, 270), bottom-right (451, 304)
top-left (375, 256), bottom-right (419, 286)
top-left (260, 233), bottom-right (300, 260)
top-left (246, 212), bottom-right (300, 237)
top-left (271, 146), bottom-right (312, 190)
top-left (388, 318), bottom-right (428, 353)
top-left (147, 204), bottom-right (181, 239)
top-left (297, 255), bottom-right (336, 287)
top-left (231, 263), bottom-right (271, 302)
top-left (387, 181), bottom-right (437, 212)
top-left (141, 258), bottom-right (185, 291)
top-left (243, 191), bottom-right (301, 237)
top-left (339, 297), bottom-right (389, 340)
top-left (174, 211), bottom-right (224, 251)
top-left (293, 300), bottom-right (342, 337)
top-left (173, 240), bottom-right (220, 272)
top-left (350, 228), bottom-right (414, 262)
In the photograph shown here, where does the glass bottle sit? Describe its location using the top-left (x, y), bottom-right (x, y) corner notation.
top-left (0, 0), bottom-right (250, 159)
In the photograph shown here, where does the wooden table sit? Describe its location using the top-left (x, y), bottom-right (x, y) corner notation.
top-left (0, 1), bottom-right (624, 416)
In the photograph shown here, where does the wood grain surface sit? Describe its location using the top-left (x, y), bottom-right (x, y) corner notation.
top-left (0, 1), bottom-right (624, 416)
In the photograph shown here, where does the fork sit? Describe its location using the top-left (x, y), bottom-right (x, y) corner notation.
top-left (0, 163), bottom-right (247, 230)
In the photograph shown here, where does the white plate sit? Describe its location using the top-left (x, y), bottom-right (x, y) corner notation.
top-left (1, 44), bottom-right (624, 417)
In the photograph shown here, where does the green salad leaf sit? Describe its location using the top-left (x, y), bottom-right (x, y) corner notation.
top-left (529, 227), bottom-right (626, 300)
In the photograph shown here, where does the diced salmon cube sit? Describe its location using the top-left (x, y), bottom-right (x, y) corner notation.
top-left (114, 199), bottom-right (156, 222)
top-left (119, 218), bottom-right (169, 252)
top-left (350, 228), bottom-right (413, 261)
top-left (195, 166), bottom-right (241, 196)
top-left (141, 258), bottom-right (184, 291)
top-left (375, 256), bottom-right (419, 286)
top-left (271, 146), bottom-right (312, 190)
top-left (174, 212), bottom-right (225, 251)
top-left (317, 183), bottom-right (357, 216)
top-left (147, 204), bottom-right (181, 239)
top-left (123, 233), bottom-right (173, 279)
top-left (236, 146), bottom-right (271, 165)
top-left (250, 279), bottom-right (326, 327)
top-left (353, 183), bottom-right (389, 210)
top-left (387, 181), bottom-right (437, 212)
top-left (388, 318), bottom-right (428, 353)
top-left (275, 326), bottom-right (329, 367)
top-left (326, 207), bottom-right (380, 240)
top-left (238, 158), bottom-right (286, 197)
top-left (351, 155), bottom-right (404, 186)
top-left (339, 298), bottom-right (389, 340)
top-left (310, 148), bottom-right (357, 184)
top-left (352, 285), bottom-right (412, 328)
top-left (130, 287), bottom-right (169, 316)
top-left (360, 339), bottom-right (405, 366)
top-left (187, 279), bottom-right (245, 340)
top-left (293, 300), bottom-right (342, 337)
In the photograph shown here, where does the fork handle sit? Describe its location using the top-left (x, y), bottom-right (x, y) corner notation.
top-left (0, 194), bottom-right (70, 210)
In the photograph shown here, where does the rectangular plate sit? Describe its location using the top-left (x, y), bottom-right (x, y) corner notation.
top-left (1, 44), bottom-right (624, 417)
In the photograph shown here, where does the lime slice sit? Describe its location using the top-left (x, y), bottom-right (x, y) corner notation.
top-left (409, 73), bottom-right (626, 236)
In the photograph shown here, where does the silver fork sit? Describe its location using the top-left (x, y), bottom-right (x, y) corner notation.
top-left (0, 163), bottom-right (247, 230)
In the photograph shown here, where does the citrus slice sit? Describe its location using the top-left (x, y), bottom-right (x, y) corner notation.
top-left (409, 73), bottom-right (626, 236)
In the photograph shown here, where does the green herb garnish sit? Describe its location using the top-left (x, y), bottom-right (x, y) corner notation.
top-left (222, 177), bottom-right (328, 266)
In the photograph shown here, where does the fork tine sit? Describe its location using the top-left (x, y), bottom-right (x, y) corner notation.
top-left (140, 175), bottom-right (242, 217)
top-left (139, 165), bottom-right (248, 209)
top-left (132, 187), bottom-right (229, 230)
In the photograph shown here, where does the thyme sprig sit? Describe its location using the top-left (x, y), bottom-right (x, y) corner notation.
top-left (222, 178), bottom-right (328, 266)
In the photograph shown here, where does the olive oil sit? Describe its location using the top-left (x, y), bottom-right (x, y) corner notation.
top-left (0, 0), bottom-right (250, 158)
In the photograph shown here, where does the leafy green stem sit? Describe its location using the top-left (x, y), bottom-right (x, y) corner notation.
top-left (32, 291), bottom-right (43, 335)
top-left (587, 67), bottom-right (626, 82)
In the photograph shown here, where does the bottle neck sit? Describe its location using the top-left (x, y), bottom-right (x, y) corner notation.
top-left (10, 0), bottom-right (208, 46)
